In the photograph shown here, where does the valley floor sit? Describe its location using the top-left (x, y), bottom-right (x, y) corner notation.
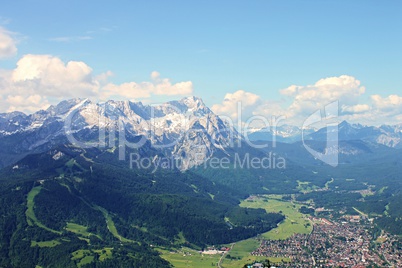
top-left (160, 194), bottom-right (401, 268)
top-left (159, 194), bottom-right (308, 267)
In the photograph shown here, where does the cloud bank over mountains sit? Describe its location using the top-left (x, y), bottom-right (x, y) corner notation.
top-left (212, 75), bottom-right (402, 126)
top-left (0, 52), bottom-right (193, 113)
top-left (0, 25), bottom-right (401, 126)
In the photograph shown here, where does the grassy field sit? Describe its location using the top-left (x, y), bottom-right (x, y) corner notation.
top-left (72, 250), bottom-right (95, 268)
top-left (66, 222), bottom-right (91, 236)
top-left (221, 239), bottom-right (268, 267)
top-left (72, 194), bottom-right (135, 244)
top-left (94, 248), bottom-right (113, 261)
top-left (25, 186), bottom-right (62, 234)
top-left (65, 222), bottom-right (102, 240)
top-left (26, 186), bottom-right (41, 226)
top-left (31, 239), bottom-right (61, 248)
top-left (240, 196), bottom-right (313, 240)
top-left (158, 247), bottom-right (221, 268)
top-left (161, 195), bottom-right (311, 267)
top-left (174, 232), bottom-right (187, 245)
top-left (219, 238), bottom-right (291, 267)
top-left (297, 180), bottom-right (319, 193)
top-left (71, 248), bottom-right (113, 267)
top-left (222, 255), bottom-right (288, 268)
top-left (325, 178), bottom-right (334, 189)
top-left (240, 195), bottom-right (312, 240)
top-left (93, 205), bottom-right (135, 243)
top-left (65, 158), bottom-right (85, 170)
top-left (160, 240), bottom-right (289, 268)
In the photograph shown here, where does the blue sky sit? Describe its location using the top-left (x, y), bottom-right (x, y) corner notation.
top-left (1, 0), bottom-right (402, 125)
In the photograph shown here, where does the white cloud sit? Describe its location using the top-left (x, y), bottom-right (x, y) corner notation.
top-left (0, 54), bottom-right (193, 113)
top-left (1, 41), bottom-right (399, 127)
top-left (150, 71), bottom-right (193, 96)
top-left (151, 71), bottom-right (160, 80)
top-left (101, 71), bottom-right (193, 101)
top-left (341, 104), bottom-right (370, 114)
top-left (211, 90), bottom-right (262, 121)
top-left (102, 82), bottom-right (152, 100)
top-left (6, 94), bottom-right (50, 113)
top-left (371, 94), bottom-right (402, 112)
top-left (212, 76), bottom-right (402, 127)
top-left (281, 75), bottom-right (366, 117)
top-left (0, 26), bottom-right (17, 59)
top-left (350, 94), bottom-right (402, 125)
top-left (8, 54), bottom-right (100, 98)
top-left (213, 75), bottom-right (369, 127)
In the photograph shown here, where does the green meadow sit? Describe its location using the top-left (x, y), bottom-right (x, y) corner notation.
top-left (240, 195), bottom-right (312, 240)
top-left (161, 195), bottom-right (311, 267)
top-left (71, 248), bottom-right (113, 267)
top-left (158, 247), bottom-right (221, 268)
top-left (26, 186), bottom-right (62, 234)
top-left (93, 205), bottom-right (135, 243)
top-left (31, 239), bottom-right (61, 248)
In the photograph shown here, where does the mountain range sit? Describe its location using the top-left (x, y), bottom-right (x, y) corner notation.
top-left (249, 120), bottom-right (402, 148)
top-left (1, 96), bottom-right (402, 170)
top-left (0, 97), bottom-right (240, 170)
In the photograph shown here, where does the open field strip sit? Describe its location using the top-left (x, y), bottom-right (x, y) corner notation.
top-left (161, 194), bottom-right (311, 267)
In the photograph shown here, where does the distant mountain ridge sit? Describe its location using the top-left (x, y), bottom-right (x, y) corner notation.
top-left (308, 120), bottom-right (402, 148)
top-left (248, 120), bottom-right (402, 148)
top-left (247, 124), bottom-right (315, 143)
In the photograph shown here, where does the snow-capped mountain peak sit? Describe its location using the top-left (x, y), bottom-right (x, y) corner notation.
top-left (0, 97), bottom-right (240, 170)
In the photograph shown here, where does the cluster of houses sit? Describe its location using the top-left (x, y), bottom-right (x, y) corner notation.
top-left (373, 233), bottom-right (402, 267)
top-left (251, 217), bottom-right (402, 267)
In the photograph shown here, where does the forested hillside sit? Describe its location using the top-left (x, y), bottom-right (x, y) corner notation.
top-left (0, 144), bottom-right (284, 267)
